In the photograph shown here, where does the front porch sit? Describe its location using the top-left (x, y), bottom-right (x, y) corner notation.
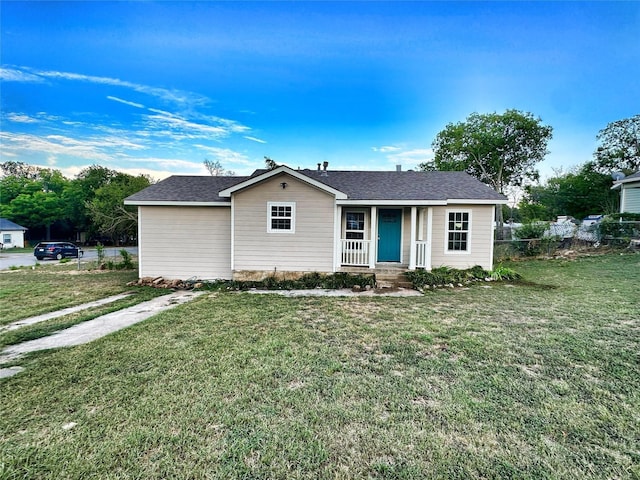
top-left (335, 206), bottom-right (433, 271)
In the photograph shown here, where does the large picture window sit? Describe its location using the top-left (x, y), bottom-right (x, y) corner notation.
top-left (345, 211), bottom-right (365, 240)
top-left (267, 202), bottom-right (295, 233)
top-left (447, 211), bottom-right (470, 252)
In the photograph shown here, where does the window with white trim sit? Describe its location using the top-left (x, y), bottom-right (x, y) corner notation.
top-left (446, 211), bottom-right (470, 252)
top-left (267, 202), bottom-right (295, 233)
top-left (3, 234), bottom-right (11, 244)
top-left (345, 211), bottom-right (365, 240)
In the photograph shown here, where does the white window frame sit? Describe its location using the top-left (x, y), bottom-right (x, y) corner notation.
top-left (344, 210), bottom-right (367, 240)
top-left (2, 234), bottom-right (11, 244)
top-left (267, 201), bottom-right (296, 234)
top-left (444, 209), bottom-right (472, 254)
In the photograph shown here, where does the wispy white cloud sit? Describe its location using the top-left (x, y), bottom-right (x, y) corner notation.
top-left (144, 109), bottom-right (249, 140)
top-left (244, 135), bottom-right (267, 144)
top-left (107, 96), bottom-right (145, 109)
top-left (194, 145), bottom-right (254, 166)
top-left (0, 67), bottom-right (44, 82)
top-left (2, 66), bottom-right (208, 107)
top-left (372, 145), bottom-right (402, 153)
top-left (0, 131), bottom-right (147, 163)
top-left (5, 113), bottom-right (38, 123)
top-left (387, 148), bottom-right (434, 166)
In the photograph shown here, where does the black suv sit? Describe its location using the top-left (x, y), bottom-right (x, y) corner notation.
top-left (34, 242), bottom-right (84, 260)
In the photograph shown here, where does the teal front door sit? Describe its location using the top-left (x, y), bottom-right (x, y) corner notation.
top-left (377, 209), bottom-right (402, 262)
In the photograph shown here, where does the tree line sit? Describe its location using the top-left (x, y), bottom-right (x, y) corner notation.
top-left (421, 112), bottom-right (639, 225)
top-left (0, 163), bottom-right (151, 245)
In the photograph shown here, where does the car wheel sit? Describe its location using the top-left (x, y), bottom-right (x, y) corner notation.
top-left (36, 256), bottom-right (43, 260)
top-left (56, 253), bottom-right (63, 260)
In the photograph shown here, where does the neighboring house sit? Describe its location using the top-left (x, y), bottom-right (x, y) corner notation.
top-left (0, 218), bottom-right (28, 249)
top-left (124, 165), bottom-right (507, 280)
top-left (612, 171), bottom-right (640, 213)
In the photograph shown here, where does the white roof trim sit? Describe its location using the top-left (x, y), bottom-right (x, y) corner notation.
top-left (337, 199), bottom-right (506, 206)
top-left (337, 199), bottom-right (447, 206)
top-left (124, 200), bottom-right (231, 207)
top-left (218, 165), bottom-right (348, 199)
top-left (447, 198), bottom-right (509, 205)
top-left (613, 174), bottom-right (640, 186)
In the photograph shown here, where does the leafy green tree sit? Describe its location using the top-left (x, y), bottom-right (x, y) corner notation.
top-left (422, 110), bottom-right (553, 234)
top-left (2, 190), bottom-right (66, 240)
top-left (519, 163), bottom-right (618, 222)
top-left (87, 173), bottom-right (152, 243)
top-left (63, 165), bottom-right (116, 234)
top-left (593, 114), bottom-right (640, 174)
top-left (0, 164), bottom-right (70, 240)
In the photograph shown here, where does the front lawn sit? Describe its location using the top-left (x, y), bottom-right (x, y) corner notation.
top-left (0, 264), bottom-right (142, 325)
top-left (1, 254), bottom-right (639, 479)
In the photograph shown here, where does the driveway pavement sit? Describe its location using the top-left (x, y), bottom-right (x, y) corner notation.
top-left (0, 247), bottom-right (138, 271)
top-left (0, 290), bottom-right (204, 376)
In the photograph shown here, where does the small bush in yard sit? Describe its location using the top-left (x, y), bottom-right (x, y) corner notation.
top-left (406, 265), bottom-right (521, 290)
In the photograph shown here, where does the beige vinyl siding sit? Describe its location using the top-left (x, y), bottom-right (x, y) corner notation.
top-left (430, 204), bottom-right (495, 270)
top-left (139, 206), bottom-right (231, 280)
top-left (233, 174), bottom-right (335, 272)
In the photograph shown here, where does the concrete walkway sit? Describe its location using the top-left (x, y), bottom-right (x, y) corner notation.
top-left (0, 292), bottom-right (133, 333)
top-left (0, 290), bottom-right (204, 373)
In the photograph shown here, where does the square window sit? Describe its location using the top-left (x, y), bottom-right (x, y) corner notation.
top-left (267, 202), bottom-right (295, 233)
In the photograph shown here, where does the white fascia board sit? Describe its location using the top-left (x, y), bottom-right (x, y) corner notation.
top-left (218, 165), bottom-right (348, 199)
top-left (614, 176), bottom-right (640, 186)
top-left (611, 183), bottom-right (622, 190)
top-left (124, 200), bottom-right (231, 207)
top-left (336, 199), bottom-right (447, 206)
top-left (447, 198), bottom-right (509, 205)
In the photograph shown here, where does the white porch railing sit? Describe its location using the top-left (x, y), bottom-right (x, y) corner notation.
top-left (341, 239), bottom-right (371, 266)
top-left (415, 241), bottom-right (429, 268)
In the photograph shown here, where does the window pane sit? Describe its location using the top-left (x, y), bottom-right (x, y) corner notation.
top-left (346, 212), bottom-right (365, 231)
top-left (271, 219), bottom-right (291, 230)
top-left (346, 231), bottom-right (364, 240)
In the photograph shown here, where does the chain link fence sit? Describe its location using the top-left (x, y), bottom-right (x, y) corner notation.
top-left (495, 218), bottom-right (640, 258)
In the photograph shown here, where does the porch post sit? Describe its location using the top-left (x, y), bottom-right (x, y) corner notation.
top-left (426, 207), bottom-right (433, 270)
top-left (409, 206), bottom-right (417, 270)
top-left (369, 206), bottom-right (377, 268)
top-left (334, 205), bottom-right (342, 271)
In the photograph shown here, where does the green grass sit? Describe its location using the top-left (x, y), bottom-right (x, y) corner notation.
top-left (1, 253), bottom-right (639, 479)
top-left (0, 288), bottom-right (166, 349)
top-left (0, 263), bottom-right (141, 326)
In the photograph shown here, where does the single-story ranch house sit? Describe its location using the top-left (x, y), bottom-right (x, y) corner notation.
top-left (124, 165), bottom-right (507, 281)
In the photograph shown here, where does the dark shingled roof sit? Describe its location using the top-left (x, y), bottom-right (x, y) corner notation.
top-left (125, 175), bottom-right (248, 203)
top-left (298, 169), bottom-right (506, 201)
top-left (125, 169), bottom-right (506, 203)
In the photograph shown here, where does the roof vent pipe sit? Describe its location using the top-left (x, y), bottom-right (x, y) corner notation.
top-left (317, 163), bottom-right (321, 171)
top-left (323, 161), bottom-right (329, 171)
top-left (396, 164), bottom-right (402, 172)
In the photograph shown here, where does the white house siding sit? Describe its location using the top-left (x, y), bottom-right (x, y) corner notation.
top-left (430, 204), bottom-right (495, 270)
top-left (139, 206), bottom-right (231, 280)
top-left (1, 230), bottom-right (25, 248)
top-left (233, 174), bottom-right (335, 274)
top-left (621, 185), bottom-right (640, 213)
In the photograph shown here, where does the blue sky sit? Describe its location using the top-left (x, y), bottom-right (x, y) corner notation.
top-left (1, 1), bottom-right (639, 181)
